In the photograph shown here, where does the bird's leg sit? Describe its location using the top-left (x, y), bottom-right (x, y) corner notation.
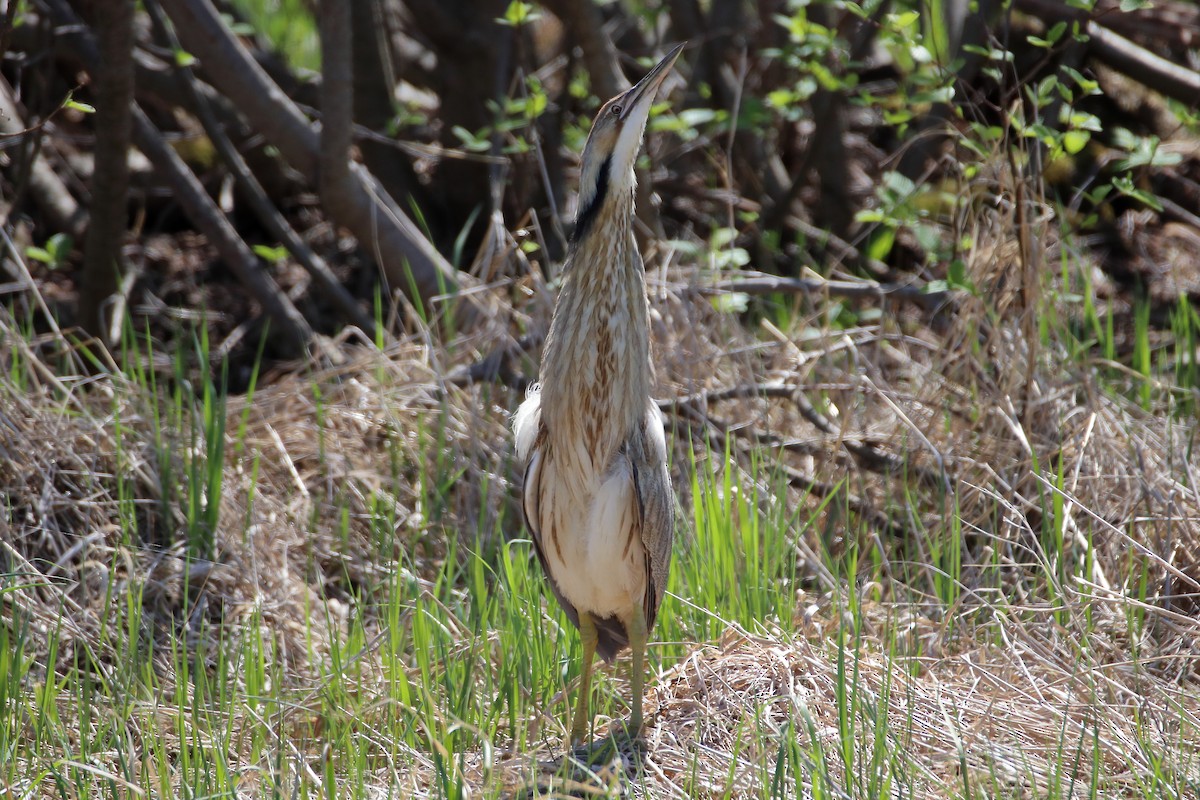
top-left (569, 612), bottom-right (598, 746)
top-left (628, 604), bottom-right (648, 736)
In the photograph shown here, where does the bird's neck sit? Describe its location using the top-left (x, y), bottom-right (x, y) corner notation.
top-left (539, 194), bottom-right (652, 463)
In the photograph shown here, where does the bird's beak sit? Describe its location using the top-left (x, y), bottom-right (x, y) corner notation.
top-left (619, 43), bottom-right (685, 123)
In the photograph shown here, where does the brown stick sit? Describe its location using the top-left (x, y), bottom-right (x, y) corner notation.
top-left (1015, 0), bottom-right (1200, 105)
top-left (46, 0), bottom-right (312, 354)
top-left (701, 272), bottom-right (950, 312)
top-left (157, 0), bottom-right (481, 327)
top-left (131, 106), bottom-right (313, 353)
top-left (78, 0), bottom-right (135, 343)
top-left (540, 0), bottom-right (628, 100)
top-left (144, 0), bottom-right (379, 338)
top-left (0, 78), bottom-right (86, 239)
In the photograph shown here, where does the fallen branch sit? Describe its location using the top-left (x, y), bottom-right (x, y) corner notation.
top-left (661, 381), bottom-right (953, 492)
top-left (669, 397), bottom-right (918, 542)
top-left (157, 0), bottom-right (482, 328)
top-left (1016, 0), bottom-right (1200, 105)
top-left (144, 0), bottom-right (380, 339)
top-left (46, 0), bottom-right (312, 356)
top-left (700, 271), bottom-right (951, 312)
top-left (0, 78), bottom-right (86, 240)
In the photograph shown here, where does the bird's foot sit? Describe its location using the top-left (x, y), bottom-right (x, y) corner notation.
top-left (567, 727), bottom-right (646, 770)
top-left (566, 715), bottom-right (647, 759)
top-left (568, 735), bottom-right (617, 765)
top-left (607, 716), bottom-right (647, 747)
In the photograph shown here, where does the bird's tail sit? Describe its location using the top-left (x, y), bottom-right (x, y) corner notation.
top-left (593, 613), bottom-right (629, 663)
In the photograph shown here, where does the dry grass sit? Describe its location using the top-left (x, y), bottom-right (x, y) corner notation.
top-left (2, 187), bottom-right (1200, 799)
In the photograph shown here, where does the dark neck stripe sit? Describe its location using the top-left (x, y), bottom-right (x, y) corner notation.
top-left (571, 155), bottom-right (611, 246)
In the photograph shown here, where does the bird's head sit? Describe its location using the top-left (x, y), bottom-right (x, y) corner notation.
top-left (573, 43), bottom-right (684, 243)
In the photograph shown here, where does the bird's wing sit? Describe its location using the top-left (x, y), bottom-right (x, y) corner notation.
top-left (516, 390), bottom-right (580, 624)
top-left (630, 403), bottom-right (675, 629)
top-left (520, 432), bottom-right (585, 637)
top-left (512, 385), bottom-right (542, 462)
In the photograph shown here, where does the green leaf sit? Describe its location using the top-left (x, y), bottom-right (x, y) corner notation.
top-left (24, 246), bottom-right (52, 265)
top-left (46, 233), bottom-right (73, 262)
top-left (25, 232), bottom-right (74, 269)
top-left (947, 259), bottom-right (975, 293)
top-left (882, 170), bottom-right (917, 198)
top-left (497, 0), bottom-right (540, 27)
top-left (888, 10), bottom-right (920, 30)
top-left (807, 61), bottom-right (842, 92)
top-left (1061, 66), bottom-right (1099, 95)
top-left (525, 90), bottom-right (547, 120)
top-left (1030, 20), bottom-right (1070, 47)
top-left (922, 0), bottom-right (952, 65)
top-left (864, 226), bottom-right (896, 262)
top-left (1062, 130), bottom-right (1090, 154)
top-left (710, 292), bottom-right (749, 314)
top-left (913, 222), bottom-right (942, 255)
top-left (766, 88), bottom-right (795, 109)
top-left (252, 244), bottom-right (288, 263)
top-left (712, 247), bottom-right (750, 269)
top-left (1112, 176), bottom-right (1163, 212)
top-left (174, 49), bottom-right (197, 68)
top-left (1115, 135), bottom-right (1182, 171)
top-left (1064, 110), bottom-right (1102, 132)
top-left (1119, 0), bottom-right (1150, 10)
top-left (775, 11), bottom-right (809, 41)
top-left (64, 99), bottom-right (95, 114)
top-left (451, 125), bottom-right (490, 152)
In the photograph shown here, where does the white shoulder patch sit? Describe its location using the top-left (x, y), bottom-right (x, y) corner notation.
top-left (512, 384), bottom-right (542, 462)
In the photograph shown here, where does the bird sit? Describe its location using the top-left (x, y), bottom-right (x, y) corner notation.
top-left (513, 43), bottom-right (683, 749)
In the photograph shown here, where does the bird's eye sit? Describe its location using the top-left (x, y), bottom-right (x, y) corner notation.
top-left (611, 104), bottom-right (622, 116)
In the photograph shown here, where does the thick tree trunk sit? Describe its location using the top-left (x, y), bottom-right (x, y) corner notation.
top-left (350, 0), bottom-right (423, 212)
top-left (157, 0), bottom-right (479, 326)
top-left (78, 0), bottom-right (135, 343)
top-left (401, 0), bottom-right (510, 255)
top-left (48, 0), bottom-right (314, 354)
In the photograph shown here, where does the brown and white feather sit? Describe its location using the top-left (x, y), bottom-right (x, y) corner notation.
top-left (512, 60), bottom-right (678, 661)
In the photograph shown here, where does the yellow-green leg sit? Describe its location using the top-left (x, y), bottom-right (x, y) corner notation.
top-left (569, 612), bottom-right (598, 746)
top-left (628, 605), bottom-right (648, 736)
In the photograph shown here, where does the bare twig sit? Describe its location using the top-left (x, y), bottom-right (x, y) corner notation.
top-left (540, 0), bottom-right (628, 100)
top-left (47, 0), bottom-right (313, 354)
top-left (0, 78), bottom-right (86, 239)
top-left (0, 84), bottom-right (84, 140)
top-left (1016, 0), bottom-right (1200, 105)
top-left (157, 0), bottom-right (482, 328)
top-left (144, 0), bottom-right (379, 339)
top-left (701, 271), bottom-right (951, 312)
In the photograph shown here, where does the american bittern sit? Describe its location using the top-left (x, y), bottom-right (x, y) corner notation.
top-left (513, 44), bottom-right (683, 747)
